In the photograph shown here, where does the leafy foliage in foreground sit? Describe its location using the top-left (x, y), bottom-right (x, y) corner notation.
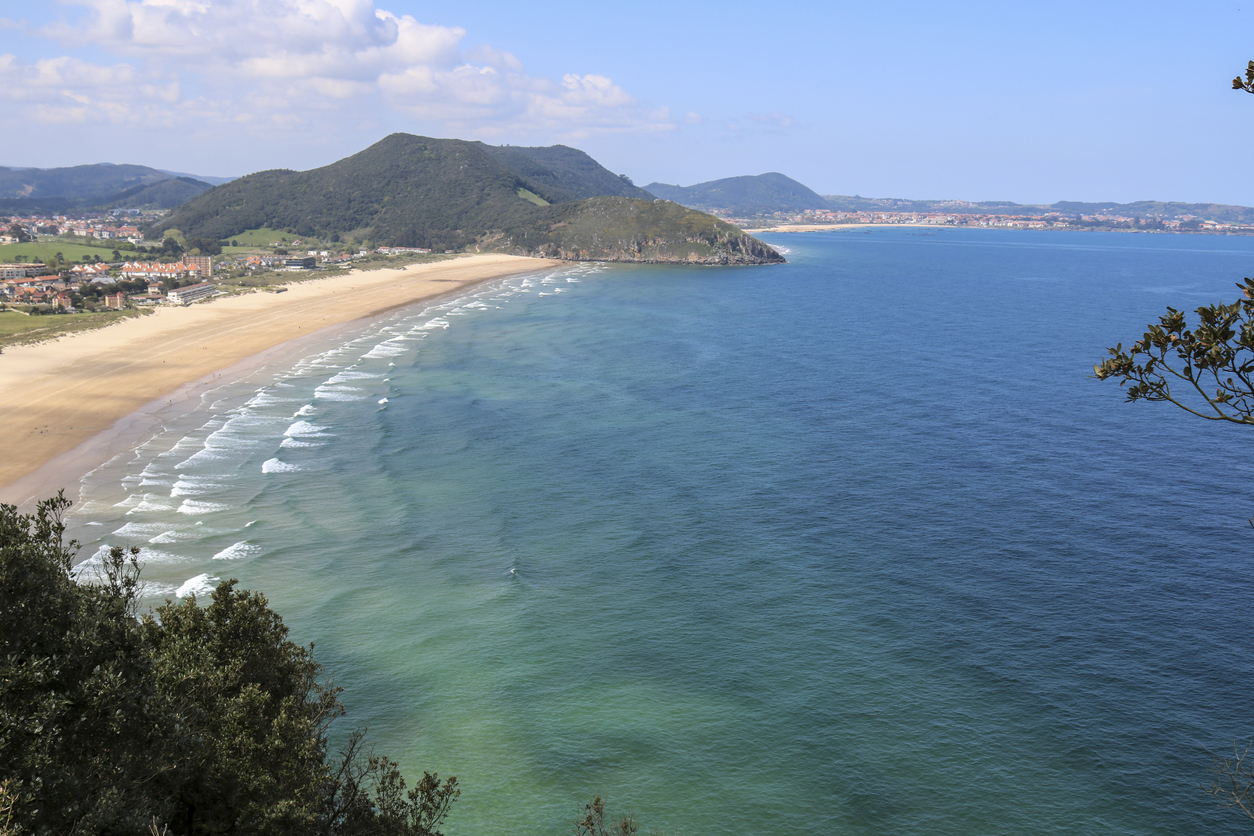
top-left (0, 493), bottom-right (457, 836)
top-left (1094, 278), bottom-right (1254, 425)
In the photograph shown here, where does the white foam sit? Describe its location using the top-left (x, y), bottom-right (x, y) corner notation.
top-left (362, 343), bottom-right (407, 359)
top-left (295, 404), bottom-right (316, 417)
top-left (175, 573), bottom-right (219, 599)
top-left (171, 477), bottom-right (228, 497)
top-left (177, 499), bottom-right (230, 515)
top-left (280, 438), bottom-right (324, 449)
top-left (326, 370), bottom-right (383, 385)
top-left (111, 522), bottom-right (169, 539)
top-left (149, 529), bottom-right (204, 544)
top-left (284, 420), bottom-right (331, 438)
top-left (378, 397), bottom-right (389, 404)
top-left (134, 548), bottom-right (186, 564)
top-left (213, 541), bottom-right (261, 560)
top-left (262, 458), bottom-right (303, 473)
top-left (127, 497), bottom-right (177, 515)
top-left (139, 477), bottom-right (175, 488)
top-left (314, 386), bottom-right (368, 402)
top-left (175, 448), bottom-right (232, 469)
top-left (246, 391), bottom-right (294, 408)
top-left (420, 317), bottom-right (450, 330)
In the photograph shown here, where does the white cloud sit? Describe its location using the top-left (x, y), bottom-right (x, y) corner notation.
top-left (13, 0), bottom-right (670, 139)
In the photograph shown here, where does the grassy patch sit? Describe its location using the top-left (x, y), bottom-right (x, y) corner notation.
top-left (516, 188), bottom-right (550, 207)
top-left (0, 239), bottom-right (126, 264)
top-left (0, 308), bottom-right (149, 349)
top-left (226, 228), bottom-right (316, 247)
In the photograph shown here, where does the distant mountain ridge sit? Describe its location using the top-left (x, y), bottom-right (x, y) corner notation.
top-left (822, 194), bottom-right (1254, 224)
top-left (645, 173), bottom-right (829, 216)
top-left (0, 163), bottom-right (216, 212)
top-left (637, 169), bottom-right (1254, 224)
top-left (152, 134), bottom-right (783, 265)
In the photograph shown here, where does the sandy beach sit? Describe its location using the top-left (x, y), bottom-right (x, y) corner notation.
top-left (0, 253), bottom-right (558, 505)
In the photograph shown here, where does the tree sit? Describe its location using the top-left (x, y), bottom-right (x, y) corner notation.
top-left (1094, 277), bottom-right (1254, 425)
top-left (1097, 64), bottom-right (1254, 819)
top-left (572, 797), bottom-right (638, 836)
top-left (1206, 744), bottom-right (1254, 822)
top-left (1234, 61), bottom-right (1254, 93)
top-left (0, 494), bottom-right (458, 836)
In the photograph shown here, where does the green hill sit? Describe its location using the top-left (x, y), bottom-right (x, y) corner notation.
top-left (489, 196), bottom-right (784, 264)
top-left (0, 163), bottom-right (215, 213)
top-left (101, 176), bottom-right (213, 210)
top-left (644, 172), bottom-right (829, 216)
top-left (0, 163), bottom-right (175, 200)
top-left (483, 144), bottom-right (655, 203)
top-left (152, 134), bottom-right (783, 265)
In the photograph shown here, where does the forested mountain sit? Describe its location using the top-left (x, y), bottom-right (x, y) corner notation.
top-left (152, 134), bottom-right (783, 264)
top-left (482, 144), bottom-right (655, 202)
top-left (0, 163), bottom-right (214, 213)
top-left (100, 177), bottom-right (214, 210)
top-left (0, 163), bottom-right (173, 200)
top-left (498, 196), bottom-right (783, 264)
top-left (644, 173), bottom-right (830, 215)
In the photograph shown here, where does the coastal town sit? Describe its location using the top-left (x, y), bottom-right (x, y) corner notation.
top-left (729, 205), bottom-right (1254, 232)
top-left (0, 208), bottom-right (437, 313)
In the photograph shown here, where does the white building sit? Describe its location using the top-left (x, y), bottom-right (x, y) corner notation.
top-left (167, 281), bottom-right (217, 305)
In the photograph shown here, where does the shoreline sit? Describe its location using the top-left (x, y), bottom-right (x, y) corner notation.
top-left (745, 222), bottom-right (1251, 235)
top-left (0, 254), bottom-right (560, 507)
top-left (747, 222), bottom-right (948, 233)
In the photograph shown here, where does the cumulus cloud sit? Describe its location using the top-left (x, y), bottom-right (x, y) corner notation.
top-left (11, 0), bottom-right (670, 138)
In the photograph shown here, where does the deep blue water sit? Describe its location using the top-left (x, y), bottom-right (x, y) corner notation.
top-left (73, 228), bottom-right (1254, 834)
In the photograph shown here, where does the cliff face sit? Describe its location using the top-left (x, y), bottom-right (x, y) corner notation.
top-left (500, 197), bottom-right (785, 265)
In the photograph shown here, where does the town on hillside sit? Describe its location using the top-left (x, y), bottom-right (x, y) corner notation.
top-left (0, 209), bottom-right (437, 314)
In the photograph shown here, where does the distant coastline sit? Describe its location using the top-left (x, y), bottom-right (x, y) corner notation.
top-left (744, 221), bottom-right (1253, 235)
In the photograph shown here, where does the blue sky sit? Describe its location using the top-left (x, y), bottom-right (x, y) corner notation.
top-left (2, 0), bottom-right (1254, 205)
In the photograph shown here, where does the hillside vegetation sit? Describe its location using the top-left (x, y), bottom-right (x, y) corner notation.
top-left (151, 134), bottom-right (783, 264)
top-left (496, 196), bottom-right (783, 264)
top-left (483, 144), bottom-right (655, 203)
top-left (644, 172), bottom-right (830, 215)
top-left (0, 164), bottom-right (213, 213)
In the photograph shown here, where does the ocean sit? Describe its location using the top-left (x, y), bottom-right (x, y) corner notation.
top-left (67, 228), bottom-right (1254, 835)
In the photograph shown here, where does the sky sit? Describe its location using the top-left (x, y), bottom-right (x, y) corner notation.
top-left (3, 0), bottom-right (1254, 205)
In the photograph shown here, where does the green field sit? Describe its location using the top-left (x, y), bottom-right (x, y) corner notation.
top-left (226, 228), bottom-right (315, 247)
top-left (0, 308), bottom-right (148, 348)
top-left (0, 238), bottom-right (127, 265)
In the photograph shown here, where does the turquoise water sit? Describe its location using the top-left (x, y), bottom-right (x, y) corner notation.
top-left (70, 230), bottom-right (1254, 834)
